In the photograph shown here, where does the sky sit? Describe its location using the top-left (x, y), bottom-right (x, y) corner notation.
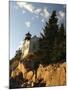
top-left (9, 1), bottom-right (66, 59)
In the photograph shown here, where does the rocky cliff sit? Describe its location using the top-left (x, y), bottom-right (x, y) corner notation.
top-left (10, 62), bottom-right (66, 88)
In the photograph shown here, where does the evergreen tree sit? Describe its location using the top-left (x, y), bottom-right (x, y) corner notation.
top-left (51, 24), bottom-right (66, 62)
top-left (40, 11), bottom-right (59, 64)
top-left (15, 49), bottom-right (22, 60)
top-left (40, 10), bottom-right (66, 63)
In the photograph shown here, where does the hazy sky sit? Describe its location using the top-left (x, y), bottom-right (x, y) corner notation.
top-left (10, 1), bottom-right (66, 59)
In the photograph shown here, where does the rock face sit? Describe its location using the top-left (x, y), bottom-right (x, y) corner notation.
top-left (37, 63), bottom-right (66, 86)
top-left (10, 62), bottom-right (66, 88)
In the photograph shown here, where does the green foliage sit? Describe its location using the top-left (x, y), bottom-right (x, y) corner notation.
top-left (39, 10), bottom-right (66, 64)
top-left (10, 49), bottom-right (22, 71)
top-left (15, 49), bottom-right (22, 60)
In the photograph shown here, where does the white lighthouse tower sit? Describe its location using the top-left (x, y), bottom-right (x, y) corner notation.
top-left (21, 32), bottom-right (39, 59)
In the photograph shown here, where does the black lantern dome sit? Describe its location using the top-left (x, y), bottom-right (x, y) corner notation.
top-left (25, 32), bottom-right (31, 40)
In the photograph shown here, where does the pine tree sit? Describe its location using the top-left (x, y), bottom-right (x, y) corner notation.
top-left (40, 10), bottom-right (59, 64)
top-left (60, 24), bottom-right (66, 62)
top-left (52, 24), bottom-right (66, 62)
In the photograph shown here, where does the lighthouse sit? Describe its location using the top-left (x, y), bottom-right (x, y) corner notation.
top-left (21, 32), bottom-right (39, 59)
